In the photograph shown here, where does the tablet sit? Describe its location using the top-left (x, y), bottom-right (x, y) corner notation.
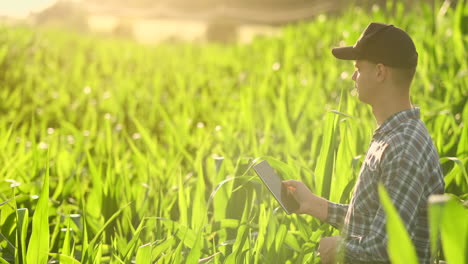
top-left (253, 160), bottom-right (299, 214)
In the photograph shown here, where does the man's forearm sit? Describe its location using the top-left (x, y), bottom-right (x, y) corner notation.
top-left (305, 194), bottom-right (329, 221)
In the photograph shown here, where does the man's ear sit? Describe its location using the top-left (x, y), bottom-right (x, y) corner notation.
top-left (375, 63), bottom-right (387, 83)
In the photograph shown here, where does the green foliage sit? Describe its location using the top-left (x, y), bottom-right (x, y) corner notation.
top-left (0, 0), bottom-right (466, 263)
top-left (135, 243), bottom-right (152, 264)
top-left (429, 195), bottom-right (468, 264)
top-left (16, 208), bottom-right (29, 263)
top-left (26, 157), bottom-right (50, 264)
top-left (378, 184), bottom-right (419, 264)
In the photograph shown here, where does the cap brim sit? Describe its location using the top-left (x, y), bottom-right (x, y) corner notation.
top-left (332, 46), bottom-right (359, 60)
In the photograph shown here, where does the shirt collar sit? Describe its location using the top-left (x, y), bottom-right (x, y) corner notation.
top-left (374, 107), bottom-right (420, 136)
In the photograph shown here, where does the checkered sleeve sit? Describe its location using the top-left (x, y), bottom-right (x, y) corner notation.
top-left (326, 201), bottom-right (349, 229)
top-left (342, 144), bottom-right (426, 262)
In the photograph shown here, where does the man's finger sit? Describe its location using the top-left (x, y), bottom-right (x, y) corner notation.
top-left (282, 181), bottom-right (294, 191)
top-left (283, 180), bottom-right (299, 190)
top-left (283, 182), bottom-right (298, 198)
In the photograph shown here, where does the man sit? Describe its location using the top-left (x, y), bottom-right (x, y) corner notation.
top-left (283, 23), bottom-right (445, 263)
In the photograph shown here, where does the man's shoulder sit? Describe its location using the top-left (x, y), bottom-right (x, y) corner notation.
top-left (379, 118), bottom-right (442, 173)
top-left (382, 118), bottom-right (432, 150)
top-left (377, 117), bottom-right (445, 193)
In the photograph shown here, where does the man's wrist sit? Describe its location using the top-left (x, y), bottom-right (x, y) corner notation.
top-left (306, 195), bottom-right (329, 221)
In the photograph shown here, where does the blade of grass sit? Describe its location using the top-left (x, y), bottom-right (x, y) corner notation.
top-left (26, 155), bottom-right (50, 264)
top-left (378, 184), bottom-right (418, 264)
top-left (315, 112), bottom-right (338, 199)
top-left (135, 243), bottom-right (152, 264)
top-left (48, 253), bottom-right (81, 264)
top-left (16, 208), bottom-right (29, 264)
top-left (440, 196), bottom-right (467, 264)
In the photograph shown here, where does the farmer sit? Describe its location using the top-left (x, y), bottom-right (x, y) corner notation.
top-left (283, 23), bottom-right (445, 264)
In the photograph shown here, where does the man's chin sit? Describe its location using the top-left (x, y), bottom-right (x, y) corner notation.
top-left (357, 94), bottom-right (371, 104)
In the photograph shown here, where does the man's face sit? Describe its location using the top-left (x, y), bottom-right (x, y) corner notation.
top-left (351, 60), bottom-right (378, 104)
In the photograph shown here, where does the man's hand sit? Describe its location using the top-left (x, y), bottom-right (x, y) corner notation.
top-left (318, 235), bottom-right (342, 264)
top-left (282, 180), bottom-right (329, 221)
top-left (282, 180), bottom-right (314, 214)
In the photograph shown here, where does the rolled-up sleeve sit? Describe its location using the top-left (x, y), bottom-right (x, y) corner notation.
top-left (341, 149), bottom-right (425, 262)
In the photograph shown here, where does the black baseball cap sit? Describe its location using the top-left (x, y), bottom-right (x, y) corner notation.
top-left (332, 22), bottom-right (418, 68)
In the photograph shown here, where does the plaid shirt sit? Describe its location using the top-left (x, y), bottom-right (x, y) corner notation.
top-left (326, 107), bottom-right (445, 264)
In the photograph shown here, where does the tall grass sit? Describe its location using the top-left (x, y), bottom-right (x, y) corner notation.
top-left (0, 0), bottom-right (466, 263)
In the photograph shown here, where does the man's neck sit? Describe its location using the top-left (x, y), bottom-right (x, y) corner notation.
top-left (371, 97), bottom-right (412, 125)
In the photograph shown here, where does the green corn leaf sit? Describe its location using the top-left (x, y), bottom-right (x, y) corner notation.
top-left (429, 194), bottom-right (468, 264)
top-left (26, 159), bottom-right (50, 264)
top-left (428, 195), bottom-right (445, 259)
top-left (92, 244), bottom-right (103, 264)
top-left (315, 112), bottom-right (338, 199)
top-left (16, 208), bottom-right (29, 264)
top-left (185, 228), bottom-right (203, 264)
top-left (48, 253), bottom-right (81, 264)
top-left (135, 243), bottom-right (152, 264)
top-left (61, 217), bottom-right (72, 256)
top-left (171, 240), bottom-right (184, 264)
top-left (284, 231), bottom-right (301, 252)
top-left (440, 196), bottom-right (467, 264)
top-left (274, 224), bottom-right (287, 252)
top-left (378, 184), bottom-right (418, 264)
top-left (88, 202), bottom-right (131, 246)
top-left (122, 220), bottom-right (146, 262)
top-left (178, 170), bottom-right (188, 226)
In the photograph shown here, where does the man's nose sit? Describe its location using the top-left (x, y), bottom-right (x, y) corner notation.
top-left (351, 71), bottom-right (357, 81)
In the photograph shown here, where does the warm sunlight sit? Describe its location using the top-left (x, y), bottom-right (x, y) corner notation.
top-left (0, 0), bottom-right (59, 18)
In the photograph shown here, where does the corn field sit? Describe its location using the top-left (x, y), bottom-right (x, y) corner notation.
top-left (0, 0), bottom-right (466, 263)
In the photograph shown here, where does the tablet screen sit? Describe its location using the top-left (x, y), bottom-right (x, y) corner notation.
top-left (253, 160), bottom-right (299, 214)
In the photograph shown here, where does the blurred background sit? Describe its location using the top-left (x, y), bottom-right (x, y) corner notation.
top-left (0, 0), bottom-right (440, 44)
